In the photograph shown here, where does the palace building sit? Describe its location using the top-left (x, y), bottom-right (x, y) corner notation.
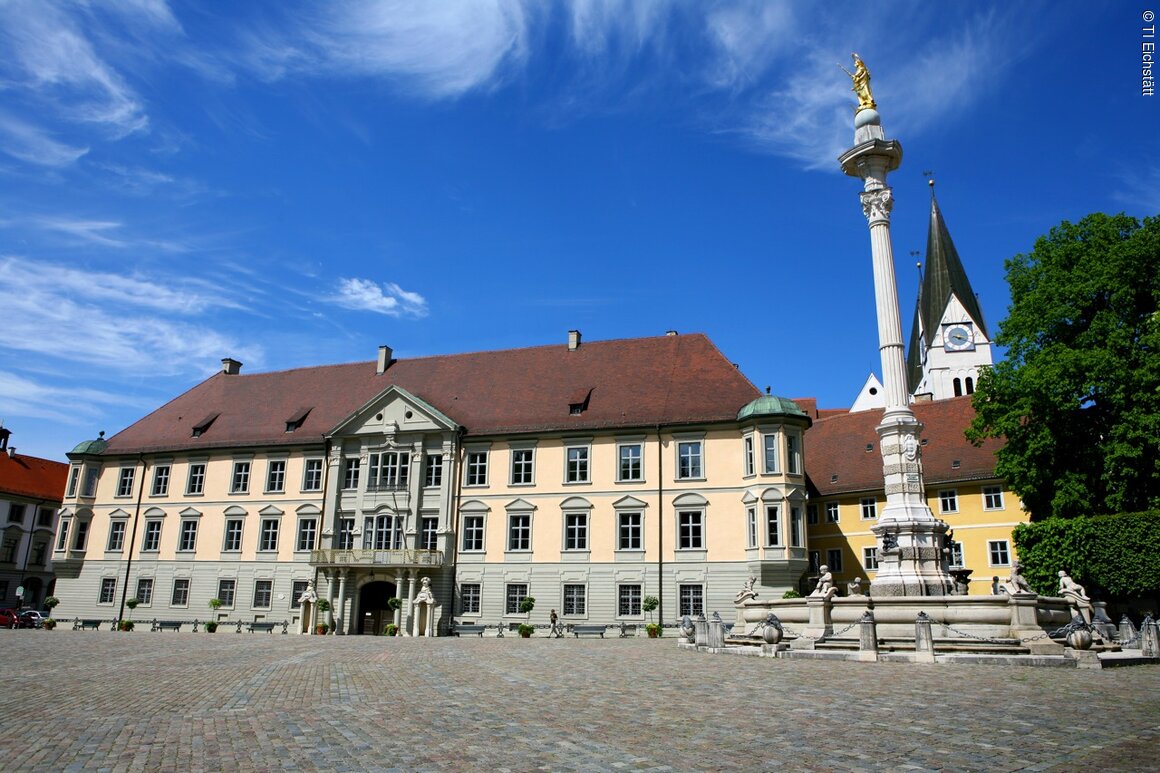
top-left (0, 426), bottom-right (67, 610)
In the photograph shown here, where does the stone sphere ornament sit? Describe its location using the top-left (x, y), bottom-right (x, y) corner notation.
top-left (762, 624), bottom-right (783, 645)
top-left (1067, 627), bottom-right (1094, 650)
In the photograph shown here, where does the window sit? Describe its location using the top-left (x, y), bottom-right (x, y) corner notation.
top-left (186, 463), bottom-right (206, 495)
top-left (465, 451), bottom-right (488, 486)
top-left (32, 542), bottom-right (47, 565)
top-left (290, 580), bottom-right (310, 609)
top-left (252, 580), bottom-right (272, 608)
top-left (296, 519), bottom-right (317, 552)
top-left (505, 583), bottom-right (528, 615)
top-left (565, 446), bottom-right (589, 483)
top-left (337, 517), bottom-right (355, 550)
top-left (787, 434), bottom-right (801, 475)
top-left (424, 454), bottom-right (443, 488)
top-left (342, 458), bottom-right (361, 490)
top-left (863, 547), bottom-right (879, 570)
top-left (56, 520), bottom-right (70, 550)
top-left (420, 517), bottom-right (438, 551)
top-left (618, 443), bottom-right (643, 482)
top-left (677, 441), bottom-right (703, 479)
top-left (563, 584), bottom-right (586, 615)
top-left (171, 578), bottom-right (190, 606)
top-left (677, 510), bottom-right (703, 550)
top-left (860, 498), bottom-right (877, 520)
top-left (368, 451), bottom-right (409, 490)
top-left (136, 578), bottom-right (154, 605)
top-left (746, 507), bottom-right (757, 548)
top-left (363, 514), bottom-right (404, 550)
top-left (178, 520), bottom-right (198, 552)
top-left (949, 541), bottom-right (964, 567)
top-left (116, 468), bottom-right (135, 498)
top-left (460, 583), bottom-right (481, 614)
top-left (66, 467), bottom-right (80, 498)
top-left (73, 520), bottom-right (89, 550)
top-left (809, 550), bottom-right (821, 573)
top-left (989, 540), bottom-right (1010, 567)
top-left (790, 506), bottom-right (803, 547)
top-left (939, 490), bottom-right (958, 514)
top-left (223, 519), bottom-right (243, 552)
top-left (2, 538), bottom-right (16, 563)
top-left (765, 506), bottom-right (780, 546)
top-left (508, 513), bottom-right (531, 551)
top-left (142, 521), bottom-right (162, 552)
top-left (618, 584), bottom-right (642, 616)
top-left (826, 502), bottom-right (840, 523)
top-left (678, 584), bottom-right (704, 617)
top-left (99, 577), bottom-right (117, 604)
top-left (462, 515), bottom-right (484, 551)
top-left (259, 519), bottom-right (279, 552)
top-left (743, 436), bottom-right (755, 476)
top-left (218, 579), bottom-right (236, 607)
top-left (8, 503), bottom-right (26, 523)
top-left (511, 449), bottom-right (534, 485)
top-left (807, 504), bottom-right (819, 525)
top-left (826, 548), bottom-right (844, 573)
top-left (618, 512), bottom-right (642, 550)
top-left (38, 507), bottom-right (53, 527)
top-left (151, 466), bottom-right (170, 497)
top-left (763, 434), bottom-right (779, 473)
top-left (302, 459), bottom-right (323, 492)
top-left (107, 521), bottom-right (126, 551)
top-left (266, 460), bottom-right (286, 493)
top-left (231, 461), bottom-right (251, 493)
top-left (82, 467), bottom-right (98, 497)
top-left (983, 486), bottom-right (1005, 510)
top-left (564, 513), bottom-right (588, 550)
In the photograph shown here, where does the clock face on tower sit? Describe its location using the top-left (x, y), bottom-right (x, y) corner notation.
top-left (943, 324), bottom-right (975, 352)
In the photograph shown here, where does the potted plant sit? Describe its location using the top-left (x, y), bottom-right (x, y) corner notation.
top-left (642, 595), bottom-right (659, 636)
top-left (384, 623), bottom-right (399, 636)
top-left (315, 622), bottom-right (329, 635)
top-left (205, 621), bottom-right (219, 633)
top-left (120, 598), bottom-right (139, 631)
top-left (43, 618), bottom-right (57, 630)
top-left (206, 598), bottom-right (222, 633)
top-left (518, 595), bottom-right (536, 637)
top-left (518, 623), bottom-right (535, 638)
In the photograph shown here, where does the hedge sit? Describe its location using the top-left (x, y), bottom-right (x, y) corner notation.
top-left (1012, 510), bottom-right (1160, 597)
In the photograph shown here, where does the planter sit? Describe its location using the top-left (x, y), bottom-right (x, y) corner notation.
top-left (520, 630), bottom-right (531, 638)
top-left (43, 619), bottom-right (56, 630)
top-left (206, 622), bottom-right (218, 633)
top-left (316, 624), bottom-right (329, 635)
top-left (119, 621), bottom-right (134, 632)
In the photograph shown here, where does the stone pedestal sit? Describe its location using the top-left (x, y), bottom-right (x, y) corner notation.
top-left (857, 611), bottom-right (879, 662)
top-left (794, 596), bottom-right (833, 648)
top-left (707, 617), bottom-right (725, 649)
top-left (1007, 593), bottom-right (1064, 655)
top-left (693, 615), bottom-right (708, 647)
top-left (914, 611), bottom-right (936, 663)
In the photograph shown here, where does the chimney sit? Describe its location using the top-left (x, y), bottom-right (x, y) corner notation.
top-left (221, 358), bottom-right (242, 375)
top-left (568, 330), bottom-right (581, 351)
top-left (377, 345), bottom-right (393, 375)
top-left (665, 330), bottom-right (678, 336)
top-left (5, 446), bottom-right (13, 458)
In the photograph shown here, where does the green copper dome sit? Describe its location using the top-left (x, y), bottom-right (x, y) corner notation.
top-left (737, 395), bottom-right (806, 421)
top-left (70, 432), bottom-right (108, 455)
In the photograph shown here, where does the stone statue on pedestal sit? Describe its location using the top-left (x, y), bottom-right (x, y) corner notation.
top-left (810, 565), bottom-right (837, 600)
top-left (734, 576), bottom-right (758, 604)
top-left (1058, 570), bottom-right (1095, 626)
top-left (1002, 561), bottom-right (1035, 596)
top-left (839, 53), bottom-right (877, 112)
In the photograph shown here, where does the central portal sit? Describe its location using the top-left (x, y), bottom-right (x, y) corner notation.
top-left (358, 580), bottom-right (398, 635)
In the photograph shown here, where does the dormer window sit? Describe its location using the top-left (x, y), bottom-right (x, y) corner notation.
top-left (191, 413), bottom-right (219, 438)
top-left (568, 388), bottom-right (593, 416)
top-left (285, 407), bottom-right (312, 433)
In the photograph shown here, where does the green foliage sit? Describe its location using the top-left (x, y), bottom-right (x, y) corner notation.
top-left (646, 622), bottom-right (662, 637)
top-left (387, 597), bottom-right (402, 611)
top-left (782, 589), bottom-right (802, 599)
top-left (126, 597), bottom-right (139, 610)
top-left (316, 599), bottom-right (331, 612)
top-left (208, 598), bottom-right (222, 610)
top-left (518, 596), bottom-right (536, 616)
top-left (205, 621), bottom-right (218, 633)
top-left (384, 623), bottom-right (399, 636)
top-left (1013, 511), bottom-right (1160, 597)
top-left (44, 596), bottom-right (59, 610)
top-left (968, 213), bottom-right (1160, 519)
top-left (641, 595), bottom-right (659, 612)
top-left (316, 623), bottom-right (329, 634)
top-left (43, 619), bottom-right (57, 630)
top-left (517, 623), bottom-right (535, 637)
top-left (119, 620), bottom-right (134, 631)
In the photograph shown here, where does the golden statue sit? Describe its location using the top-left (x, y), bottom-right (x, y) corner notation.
top-left (839, 52), bottom-right (876, 112)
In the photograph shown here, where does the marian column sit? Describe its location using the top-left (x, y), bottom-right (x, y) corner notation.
top-left (837, 54), bottom-right (952, 596)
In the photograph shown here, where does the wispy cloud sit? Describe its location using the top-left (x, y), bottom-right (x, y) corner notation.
top-left (0, 371), bottom-right (140, 424)
top-left (0, 111), bottom-right (89, 167)
top-left (330, 278), bottom-right (428, 318)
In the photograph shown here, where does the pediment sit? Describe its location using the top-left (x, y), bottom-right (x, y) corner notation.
top-left (179, 507), bottom-right (203, 518)
top-left (612, 495), bottom-right (648, 510)
top-left (223, 505), bottom-right (248, 517)
top-left (259, 505), bottom-right (284, 517)
top-left (460, 499), bottom-right (490, 514)
top-left (559, 496), bottom-right (592, 511)
top-left (330, 384), bottom-right (458, 439)
top-left (672, 492), bottom-right (709, 508)
top-left (505, 497), bottom-right (537, 513)
top-left (296, 504), bottom-right (321, 516)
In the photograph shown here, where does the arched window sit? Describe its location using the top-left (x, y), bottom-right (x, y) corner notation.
top-left (965, 376), bottom-right (975, 395)
top-left (953, 378), bottom-right (963, 397)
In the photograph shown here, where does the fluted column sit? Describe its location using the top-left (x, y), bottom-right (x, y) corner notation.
top-left (335, 571), bottom-right (347, 635)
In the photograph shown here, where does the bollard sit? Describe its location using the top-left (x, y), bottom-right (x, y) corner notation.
top-left (914, 612), bottom-right (935, 663)
top-left (1142, 616), bottom-right (1159, 658)
top-left (1119, 615), bottom-right (1140, 649)
top-left (193, 618), bottom-right (200, 633)
top-left (707, 615), bottom-right (725, 649)
top-left (693, 614), bottom-right (708, 647)
top-left (236, 619), bottom-right (243, 633)
top-left (858, 610), bottom-right (879, 662)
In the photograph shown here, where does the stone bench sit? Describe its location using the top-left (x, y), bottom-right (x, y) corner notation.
top-left (248, 621), bottom-right (277, 634)
top-left (153, 620), bottom-right (183, 632)
top-left (571, 624), bottom-right (607, 638)
top-left (77, 619), bottom-right (102, 631)
top-left (454, 623), bottom-right (487, 637)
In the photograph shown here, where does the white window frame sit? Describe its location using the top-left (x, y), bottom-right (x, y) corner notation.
top-left (342, 458), bottom-right (361, 490)
top-left (983, 486), bottom-right (1005, 511)
top-left (424, 454), bottom-right (443, 488)
top-left (178, 519), bottom-right (198, 552)
top-left (860, 498), bottom-right (877, 520)
top-left (676, 439), bottom-right (704, 480)
top-left (863, 546), bottom-right (879, 570)
top-left (746, 507), bottom-right (757, 549)
top-left (420, 516), bottom-right (438, 551)
top-left (266, 460), bottom-right (287, 493)
top-left (678, 584), bottom-right (704, 617)
top-left (939, 489), bottom-right (958, 514)
top-left (743, 435), bottom-right (755, 477)
top-left (116, 467), bottom-right (135, 498)
top-left (988, 540), bottom-right (1011, 567)
top-left (171, 578), bottom-right (190, 607)
top-left (562, 583), bottom-right (587, 616)
top-left (618, 584), bottom-right (642, 617)
top-left (505, 583), bottom-right (529, 615)
top-left (765, 505), bottom-right (781, 547)
top-left (151, 465), bottom-right (170, 497)
top-left (223, 519), bottom-right (244, 552)
top-left (258, 519), bottom-right (279, 552)
top-left (790, 505), bottom-right (803, 547)
top-left (136, 577), bottom-right (154, 606)
top-left (465, 451), bottom-right (488, 487)
top-left (563, 512), bottom-right (588, 551)
top-left (677, 510), bottom-right (704, 550)
top-left (302, 459), bottom-right (323, 492)
top-left (186, 463), bottom-right (206, 495)
top-left (460, 583), bottom-right (481, 615)
top-left (230, 461), bottom-right (251, 494)
top-left (617, 511), bottom-right (643, 551)
top-left (98, 577), bottom-right (117, 604)
top-left (507, 513), bottom-right (531, 552)
top-left (762, 434), bottom-right (779, 474)
top-left (461, 514), bottom-right (485, 552)
top-left (252, 579), bottom-right (273, 609)
top-left (510, 448), bottom-right (535, 486)
top-left (825, 502), bottom-right (840, 523)
top-left (786, 433), bottom-right (801, 475)
top-left (618, 442), bottom-right (644, 482)
top-left (565, 444), bottom-right (590, 484)
top-left (217, 578), bottom-right (236, 608)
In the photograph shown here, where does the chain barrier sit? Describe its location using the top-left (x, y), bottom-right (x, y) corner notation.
top-left (923, 616), bottom-right (1094, 645)
top-left (779, 620), bottom-right (860, 641)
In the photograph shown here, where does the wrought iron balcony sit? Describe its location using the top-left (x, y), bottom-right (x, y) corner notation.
top-left (310, 548), bottom-right (445, 568)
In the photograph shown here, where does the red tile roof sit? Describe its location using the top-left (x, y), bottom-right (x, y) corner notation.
top-left (805, 396), bottom-right (1004, 496)
top-left (103, 334), bottom-right (761, 455)
top-left (0, 451), bottom-right (68, 502)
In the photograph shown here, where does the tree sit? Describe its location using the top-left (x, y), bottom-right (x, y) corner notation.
top-left (967, 213), bottom-right (1160, 519)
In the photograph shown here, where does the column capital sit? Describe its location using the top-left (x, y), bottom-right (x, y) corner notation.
top-left (860, 188), bottom-right (893, 224)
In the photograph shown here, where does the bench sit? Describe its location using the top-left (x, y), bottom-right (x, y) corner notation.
top-left (77, 619), bottom-right (102, 631)
top-left (454, 623), bottom-right (487, 637)
top-left (248, 621), bottom-right (277, 634)
top-left (571, 624), bottom-right (607, 638)
top-left (153, 620), bottom-right (182, 632)
top-left (619, 623), bottom-right (638, 638)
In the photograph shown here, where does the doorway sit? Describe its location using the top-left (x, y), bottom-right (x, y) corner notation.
top-left (358, 580), bottom-right (398, 635)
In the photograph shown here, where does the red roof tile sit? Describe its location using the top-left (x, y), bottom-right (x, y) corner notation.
top-left (0, 452), bottom-right (69, 502)
top-left (805, 396), bottom-right (1004, 496)
top-left (103, 334), bottom-right (761, 455)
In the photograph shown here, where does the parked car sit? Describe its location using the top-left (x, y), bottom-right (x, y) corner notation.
top-left (0, 608), bottom-right (19, 628)
top-left (18, 610), bottom-right (48, 628)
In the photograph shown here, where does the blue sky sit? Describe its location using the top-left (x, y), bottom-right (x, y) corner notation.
top-left (0, 1), bottom-right (1155, 462)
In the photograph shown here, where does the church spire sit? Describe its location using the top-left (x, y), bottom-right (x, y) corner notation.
top-left (906, 180), bottom-right (988, 393)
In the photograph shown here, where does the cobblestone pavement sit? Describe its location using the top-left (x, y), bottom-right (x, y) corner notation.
top-left (2, 629), bottom-right (1158, 772)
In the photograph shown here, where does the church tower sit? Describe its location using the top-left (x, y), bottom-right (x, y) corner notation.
top-left (906, 182), bottom-right (994, 400)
